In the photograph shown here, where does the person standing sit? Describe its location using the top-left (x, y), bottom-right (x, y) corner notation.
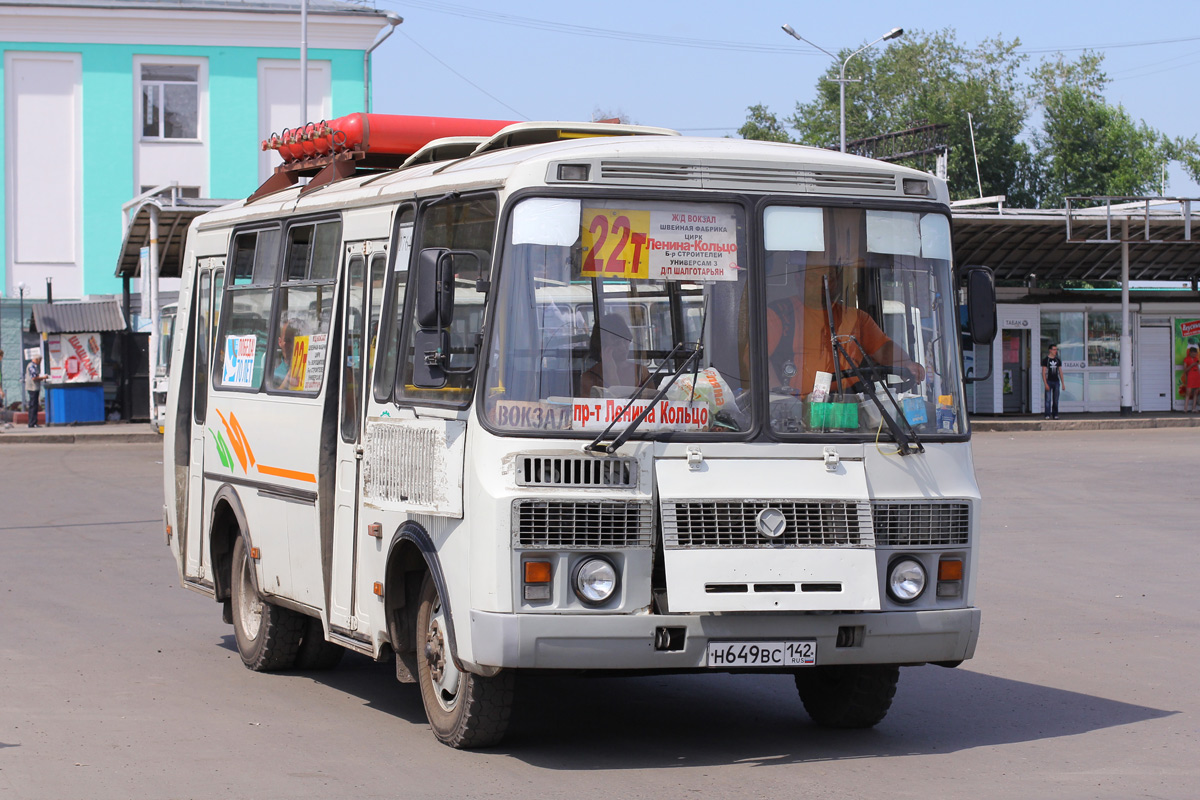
top-left (1183, 344), bottom-right (1200, 413)
top-left (25, 351), bottom-right (48, 427)
top-left (1042, 343), bottom-right (1063, 420)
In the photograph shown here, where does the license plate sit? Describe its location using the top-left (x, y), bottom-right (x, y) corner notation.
top-left (707, 640), bottom-right (816, 668)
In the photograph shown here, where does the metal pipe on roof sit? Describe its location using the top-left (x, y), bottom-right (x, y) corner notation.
top-left (364, 13), bottom-right (403, 112)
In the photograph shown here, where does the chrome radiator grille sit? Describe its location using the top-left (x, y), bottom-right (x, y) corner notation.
top-left (513, 499), bottom-right (653, 549)
top-left (662, 500), bottom-right (871, 548)
top-left (516, 455), bottom-right (636, 488)
top-left (871, 502), bottom-right (970, 546)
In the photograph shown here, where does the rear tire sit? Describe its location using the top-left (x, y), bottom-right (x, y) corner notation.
top-left (415, 572), bottom-right (514, 748)
top-left (230, 536), bottom-right (304, 671)
top-left (794, 665), bottom-right (900, 728)
top-left (294, 616), bottom-right (345, 671)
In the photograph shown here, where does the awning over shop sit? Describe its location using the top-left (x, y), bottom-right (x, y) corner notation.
top-left (115, 191), bottom-right (232, 280)
top-left (952, 202), bottom-right (1200, 284)
top-left (31, 299), bottom-right (126, 334)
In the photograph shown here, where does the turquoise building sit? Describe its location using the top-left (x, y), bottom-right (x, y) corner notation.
top-left (1, 0), bottom-right (398, 403)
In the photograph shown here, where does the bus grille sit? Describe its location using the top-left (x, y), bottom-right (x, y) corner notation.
top-left (516, 455), bottom-right (637, 488)
top-left (661, 500), bottom-right (871, 548)
top-left (871, 502), bottom-right (970, 546)
top-left (513, 499), bottom-right (652, 549)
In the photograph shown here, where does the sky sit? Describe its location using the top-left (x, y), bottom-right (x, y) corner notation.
top-left (367, 0), bottom-right (1200, 199)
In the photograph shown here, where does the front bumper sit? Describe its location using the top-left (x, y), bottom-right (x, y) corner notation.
top-left (467, 607), bottom-right (980, 671)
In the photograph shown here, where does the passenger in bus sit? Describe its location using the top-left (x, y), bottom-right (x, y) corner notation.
top-left (272, 322), bottom-right (301, 391)
top-left (580, 314), bottom-right (651, 397)
top-left (766, 261), bottom-right (925, 397)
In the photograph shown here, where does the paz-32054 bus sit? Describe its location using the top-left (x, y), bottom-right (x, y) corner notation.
top-left (163, 114), bottom-right (996, 748)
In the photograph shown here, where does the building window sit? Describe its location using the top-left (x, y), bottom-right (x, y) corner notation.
top-left (141, 64), bottom-right (199, 140)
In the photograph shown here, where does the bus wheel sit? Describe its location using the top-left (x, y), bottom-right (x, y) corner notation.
top-left (794, 665), bottom-right (899, 729)
top-left (415, 571), bottom-right (514, 749)
top-left (294, 616), bottom-right (345, 671)
top-left (230, 536), bottom-right (304, 672)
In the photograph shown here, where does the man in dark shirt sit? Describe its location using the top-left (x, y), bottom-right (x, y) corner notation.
top-left (1042, 344), bottom-right (1063, 420)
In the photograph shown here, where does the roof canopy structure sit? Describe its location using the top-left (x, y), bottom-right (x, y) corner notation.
top-left (952, 199), bottom-right (1200, 284)
top-left (115, 191), bottom-right (231, 280)
top-left (31, 299), bottom-right (126, 333)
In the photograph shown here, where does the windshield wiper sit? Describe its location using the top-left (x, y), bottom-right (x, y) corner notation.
top-left (822, 275), bottom-right (922, 456)
top-left (835, 335), bottom-right (924, 455)
top-left (583, 341), bottom-right (702, 454)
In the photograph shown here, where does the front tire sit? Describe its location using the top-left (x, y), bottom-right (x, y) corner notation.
top-left (794, 665), bottom-right (900, 728)
top-left (415, 572), bottom-right (514, 748)
top-left (230, 536), bottom-right (304, 671)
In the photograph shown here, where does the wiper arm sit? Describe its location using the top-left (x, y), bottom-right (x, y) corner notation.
top-left (584, 342), bottom-right (702, 454)
top-left (835, 335), bottom-right (924, 455)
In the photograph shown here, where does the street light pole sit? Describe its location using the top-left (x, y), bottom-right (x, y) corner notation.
top-left (781, 24), bottom-right (904, 153)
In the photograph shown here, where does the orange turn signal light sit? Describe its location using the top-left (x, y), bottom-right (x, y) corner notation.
top-left (938, 559), bottom-right (963, 581)
top-left (524, 561), bottom-right (552, 584)
top-left (373, 581), bottom-right (384, 597)
top-left (249, 547), bottom-right (261, 560)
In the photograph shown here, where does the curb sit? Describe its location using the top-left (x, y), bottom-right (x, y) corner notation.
top-left (0, 431), bottom-right (162, 444)
top-left (971, 416), bottom-right (1200, 433)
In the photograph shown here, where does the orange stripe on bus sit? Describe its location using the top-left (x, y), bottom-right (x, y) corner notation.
top-left (229, 413), bottom-right (256, 468)
top-left (257, 464), bottom-right (317, 483)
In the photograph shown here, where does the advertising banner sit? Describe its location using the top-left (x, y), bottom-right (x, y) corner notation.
top-left (47, 333), bottom-right (102, 383)
top-left (1176, 318), bottom-right (1200, 403)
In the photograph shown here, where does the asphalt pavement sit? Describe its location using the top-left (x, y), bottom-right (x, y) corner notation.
top-left (0, 429), bottom-right (1197, 799)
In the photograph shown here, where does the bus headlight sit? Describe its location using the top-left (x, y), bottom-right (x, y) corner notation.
top-left (887, 557), bottom-right (927, 604)
top-left (572, 557), bottom-right (618, 606)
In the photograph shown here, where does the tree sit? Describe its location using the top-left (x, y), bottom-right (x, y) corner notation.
top-left (1034, 86), bottom-right (1169, 206)
top-left (782, 29), bottom-right (1034, 203)
top-left (738, 104), bottom-right (792, 143)
top-left (742, 31), bottom-right (1189, 208)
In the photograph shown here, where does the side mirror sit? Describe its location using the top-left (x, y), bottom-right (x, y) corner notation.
top-left (416, 248), bottom-right (455, 329)
top-left (965, 266), bottom-right (997, 345)
top-left (411, 329), bottom-right (448, 388)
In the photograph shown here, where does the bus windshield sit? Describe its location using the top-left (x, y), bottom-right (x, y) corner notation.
top-left (763, 205), bottom-right (964, 437)
top-left (482, 197), bottom-right (965, 440)
top-left (483, 197), bottom-right (753, 436)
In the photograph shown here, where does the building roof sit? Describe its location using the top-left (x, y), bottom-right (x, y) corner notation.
top-left (953, 203), bottom-right (1200, 283)
top-left (31, 299), bottom-right (127, 333)
top-left (0, 0), bottom-right (385, 15)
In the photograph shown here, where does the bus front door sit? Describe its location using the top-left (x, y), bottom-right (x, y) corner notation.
top-left (185, 265), bottom-right (216, 581)
top-left (330, 246), bottom-right (386, 635)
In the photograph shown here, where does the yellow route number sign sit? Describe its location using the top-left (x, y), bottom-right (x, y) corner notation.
top-left (581, 208), bottom-right (650, 279)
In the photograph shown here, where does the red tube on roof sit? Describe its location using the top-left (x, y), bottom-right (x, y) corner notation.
top-left (262, 113), bottom-right (516, 163)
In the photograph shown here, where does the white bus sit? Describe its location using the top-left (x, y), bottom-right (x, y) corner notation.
top-left (163, 116), bottom-right (996, 748)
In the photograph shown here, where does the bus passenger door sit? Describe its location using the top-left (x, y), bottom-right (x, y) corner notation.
top-left (331, 244), bottom-right (387, 633)
top-left (185, 263), bottom-right (221, 580)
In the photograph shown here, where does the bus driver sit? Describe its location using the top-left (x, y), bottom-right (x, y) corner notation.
top-left (766, 261), bottom-right (925, 397)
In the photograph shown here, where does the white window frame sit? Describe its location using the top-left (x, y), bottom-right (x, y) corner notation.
top-left (135, 55), bottom-right (207, 143)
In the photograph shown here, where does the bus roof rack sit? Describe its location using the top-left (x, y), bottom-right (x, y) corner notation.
top-left (468, 121), bottom-right (679, 156)
top-left (249, 114), bottom-right (679, 204)
top-left (401, 136), bottom-right (489, 168)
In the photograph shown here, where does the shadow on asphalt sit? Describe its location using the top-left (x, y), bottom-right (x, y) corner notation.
top-left (216, 636), bottom-right (1175, 766)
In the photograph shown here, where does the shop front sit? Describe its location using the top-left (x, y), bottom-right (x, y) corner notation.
top-left (968, 299), bottom-right (1200, 416)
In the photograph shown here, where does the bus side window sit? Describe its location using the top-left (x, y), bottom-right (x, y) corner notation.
top-left (373, 206), bottom-right (415, 403)
top-left (340, 254), bottom-right (366, 441)
top-left (397, 194), bottom-right (497, 404)
top-left (268, 219), bottom-right (341, 394)
top-left (214, 227), bottom-right (280, 391)
top-left (192, 271), bottom-right (210, 423)
top-left (365, 251), bottom-right (388, 376)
